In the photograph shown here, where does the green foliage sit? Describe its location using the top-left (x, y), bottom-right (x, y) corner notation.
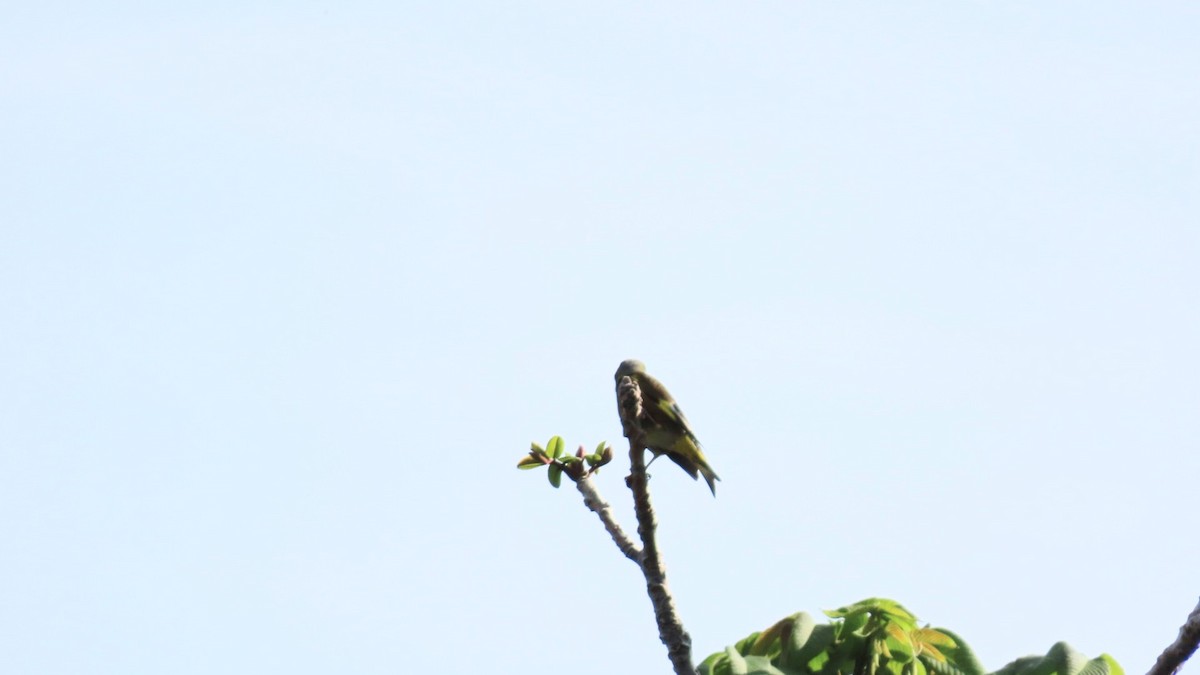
top-left (546, 435), bottom-right (564, 459)
top-left (700, 599), bottom-right (1118, 675)
top-left (516, 436), bottom-right (613, 488)
top-left (992, 643), bottom-right (1123, 675)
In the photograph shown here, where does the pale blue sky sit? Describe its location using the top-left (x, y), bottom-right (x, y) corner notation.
top-left (1, 3), bottom-right (1197, 674)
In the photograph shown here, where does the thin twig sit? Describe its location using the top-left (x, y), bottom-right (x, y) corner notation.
top-left (1148, 598), bottom-right (1200, 675)
top-left (618, 375), bottom-right (696, 675)
top-left (575, 476), bottom-right (642, 563)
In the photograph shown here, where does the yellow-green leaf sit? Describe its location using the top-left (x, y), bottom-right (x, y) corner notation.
top-left (546, 436), bottom-right (565, 459)
top-left (916, 628), bottom-right (956, 649)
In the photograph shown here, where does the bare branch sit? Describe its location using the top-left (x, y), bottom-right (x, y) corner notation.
top-left (617, 374), bottom-right (696, 675)
top-left (574, 476), bottom-right (642, 563)
top-left (1149, 598), bottom-right (1200, 675)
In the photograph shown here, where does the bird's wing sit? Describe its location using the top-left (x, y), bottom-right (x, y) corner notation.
top-left (638, 374), bottom-right (701, 444)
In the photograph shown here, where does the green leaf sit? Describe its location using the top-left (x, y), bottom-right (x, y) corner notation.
top-left (886, 624), bottom-right (915, 662)
top-left (595, 441), bottom-right (608, 455)
top-left (1101, 655), bottom-right (1123, 675)
top-left (530, 441), bottom-right (544, 453)
top-left (1101, 656), bottom-right (1122, 675)
top-left (699, 650), bottom-right (731, 675)
top-left (546, 436), bottom-right (565, 459)
top-left (734, 633), bottom-right (763, 655)
top-left (1058, 643), bottom-right (1090, 675)
top-left (827, 599), bottom-right (915, 623)
top-left (826, 602), bottom-right (864, 619)
top-left (922, 656), bottom-right (961, 675)
top-left (742, 655), bottom-right (787, 675)
top-left (1074, 654), bottom-right (1122, 675)
top-left (916, 629), bottom-right (956, 649)
top-left (928, 629), bottom-right (985, 675)
top-left (778, 613), bottom-right (818, 668)
top-left (887, 614), bottom-right (920, 635)
top-left (919, 644), bottom-right (948, 665)
top-left (842, 610), bottom-right (871, 637)
top-left (790, 622), bottom-right (835, 669)
top-left (880, 638), bottom-right (894, 659)
top-left (516, 454), bottom-right (543, 470)
top-left (1037, 642), bottom-right (1087, 675)
top-left (753, 614), bottom-right (806, 657)
top-left (992, 656), bottom-right (1046, 675)
top-left (807, 649), bottom-right (831, 674)
top-left (821, 636), bottom-right (857, 675)
top-left (547, 463), bottom-right (562, 488)
top-left (1008, 643), bottom-right (1081, 675)
top-left (727, 646), bottom-right (749, 675)
top-left (878, 601), bottom-right (917, 624)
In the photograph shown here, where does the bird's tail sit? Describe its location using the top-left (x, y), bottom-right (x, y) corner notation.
top-left (698, 461), bottom-right (720, 497)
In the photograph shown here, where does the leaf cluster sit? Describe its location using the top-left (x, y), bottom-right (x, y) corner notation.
top-left (517, 436), bottom-right (613, 488)
top-left (992, 643), bottom-right (1123, 675)
top-left (699, 598), bottom-right (1122, 675)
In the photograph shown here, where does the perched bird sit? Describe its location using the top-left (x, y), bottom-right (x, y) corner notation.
top-left (614, 359), bottom-right (721, 496)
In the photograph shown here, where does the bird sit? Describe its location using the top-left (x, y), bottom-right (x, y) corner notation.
top-left (614, 359), bottom-right (720, 496)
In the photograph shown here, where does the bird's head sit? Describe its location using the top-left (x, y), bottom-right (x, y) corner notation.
top-left (614, 359), bottom-right (647, 380)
